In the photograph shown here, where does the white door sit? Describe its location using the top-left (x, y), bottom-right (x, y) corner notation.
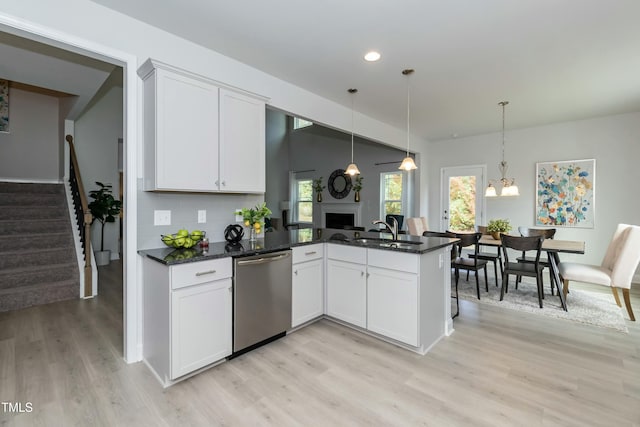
top-left (441, 166), bottom-right (486, 232)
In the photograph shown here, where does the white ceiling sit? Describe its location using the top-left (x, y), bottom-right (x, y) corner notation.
top-left (0, 32), bottom-right (116, 119)
top-left (90, 0), bottom-right (640, 141)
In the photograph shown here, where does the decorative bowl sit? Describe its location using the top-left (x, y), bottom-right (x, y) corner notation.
top-left (161, 233), bottom-right (202, 249)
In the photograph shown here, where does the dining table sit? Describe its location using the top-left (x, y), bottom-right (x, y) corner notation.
top-left (478, 234), bottom-right (585, 311)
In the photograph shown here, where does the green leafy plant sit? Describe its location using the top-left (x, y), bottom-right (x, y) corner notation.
top-left (88, 182), bottom-right (122, 252)
top-left (487, 218), bottom-right (512, 233)
top-left (313, 177), bottom-right (325, 193)
top-left (236, 202), bottom-right (272, 233)
top-left (353, 175), bottom-right (363, 192)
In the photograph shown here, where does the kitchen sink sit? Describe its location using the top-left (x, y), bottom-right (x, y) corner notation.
top-left (353, 237), bottom-right (422, 248)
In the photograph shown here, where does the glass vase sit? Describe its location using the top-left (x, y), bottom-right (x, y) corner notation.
top-left (249, 227), bottom-right (257, 242)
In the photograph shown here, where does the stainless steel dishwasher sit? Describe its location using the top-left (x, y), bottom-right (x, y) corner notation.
top-left (233, 250), bottom-right (292, 354)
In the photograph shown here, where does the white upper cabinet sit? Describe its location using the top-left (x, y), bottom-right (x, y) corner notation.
top-left (219, 88), bottom-right (266, 192)
top-left (139, 59), bottom-right (267, 193)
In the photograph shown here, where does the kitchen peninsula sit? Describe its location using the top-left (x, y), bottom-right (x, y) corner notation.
top-left (139, 228), bottom-right (456, 387)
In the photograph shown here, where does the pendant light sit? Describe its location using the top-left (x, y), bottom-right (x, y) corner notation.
top-left (399, 69), bottom-right (418, 171)
top-left (485, 101), bottom-right (519, 197)
top-left (345, 88), bottom-right (361, 176)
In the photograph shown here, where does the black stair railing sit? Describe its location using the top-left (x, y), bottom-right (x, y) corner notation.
top-left (66, 135), bottom-right (93, 297)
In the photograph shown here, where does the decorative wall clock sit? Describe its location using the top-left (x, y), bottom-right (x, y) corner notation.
top-left (327, 169), bottom-right (352, 199)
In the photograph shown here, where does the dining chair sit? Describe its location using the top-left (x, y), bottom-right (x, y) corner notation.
top-left (467, 225), bottom-right (503, 287)
top-left (559, 224), bottom-right (640, 321)
top-left (423, 231), bottom-right (460, 318)
top-left (449, 232), bottom-right (489, 300)
top-left (407, 217), bottom-right (428, 236)
top-left (516, 227), bottom-right (557, 295)
top-left (500, 234), bottom-right (545, 308)
top-left (385, 214), bottom-right (404, 231)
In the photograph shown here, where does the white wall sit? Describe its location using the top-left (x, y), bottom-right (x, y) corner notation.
top-left (74, 82), bottom-right (123, 258)
top-left (428, 111), bottom-right (640, 267)
top-left (0, 87), bottom-right (60, 182)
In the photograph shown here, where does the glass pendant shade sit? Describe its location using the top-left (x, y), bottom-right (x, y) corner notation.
top-left (399, 156), bottom-right (418, 171)
top-left (345, 163), bottom-right (361, 175)
top-left (345, 88), bottom-right (360, 176)
top-left (485, 183), bottom-right (498, 197)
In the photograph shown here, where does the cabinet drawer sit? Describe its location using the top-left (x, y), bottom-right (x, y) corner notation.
top-left (367, 248), bottom-right (419, 274)
top-left (292, 244), bottom-right (324, 264)
top-left (327, 244), bottom-right (366, 264)
top-left (171, 258), bottom-right (232, 290)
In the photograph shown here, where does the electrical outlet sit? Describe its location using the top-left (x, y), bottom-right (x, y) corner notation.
top-left (235, 209), bottom-right (243, 223)
top-left (198, 210), bottom-right (206, 223)
top-left (154, 210), bottom-right (171, 226)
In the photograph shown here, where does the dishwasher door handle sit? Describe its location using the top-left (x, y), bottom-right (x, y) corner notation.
top-left (236, 252), bottom-right (291, 266)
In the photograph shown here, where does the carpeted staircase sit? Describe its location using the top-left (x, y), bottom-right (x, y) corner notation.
top-left (0, 182), bottom-right (79, 312)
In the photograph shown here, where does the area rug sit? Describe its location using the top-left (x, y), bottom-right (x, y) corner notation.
top-left (457, 275), bottom-right (628, 333)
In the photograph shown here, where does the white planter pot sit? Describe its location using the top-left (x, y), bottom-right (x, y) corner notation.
top-left (95, 250), bottom-right (111, 266)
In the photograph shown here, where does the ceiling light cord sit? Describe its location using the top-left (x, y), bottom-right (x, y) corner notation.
top-left (406, 73), bottom-right (411, 157)
top-left (351, 90), bottom-right (355, 162)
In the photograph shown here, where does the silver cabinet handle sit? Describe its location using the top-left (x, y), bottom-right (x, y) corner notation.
top-left (221, 180), bottom-right (226, 186)
top-left (361, 271), bottom-right (365, 277)
top-left (195, 269), bottom-right (216, 276)
top-left (305, 251), bottom-right (317, 256)
top-left (215, 180), bottom-right (219, 186)
top-left (294, 270), bottom-right (298, 275)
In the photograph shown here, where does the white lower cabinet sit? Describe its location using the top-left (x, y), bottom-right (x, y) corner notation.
top-left (326, 245), bottom-right (367, 328)
top-left (143, 257), bottom-right (232, 386)
top-left (171, 278), bottom-right (232, 378)
top-left (367, 266), bottom-right (418, 346)
top-left (292, 258), bottom-right (324, 327)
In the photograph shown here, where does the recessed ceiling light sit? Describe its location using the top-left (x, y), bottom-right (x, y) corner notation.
top-left (364, 51), bottom-right (381, 62)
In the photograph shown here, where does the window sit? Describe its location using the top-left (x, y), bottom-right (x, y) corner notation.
top-left (294, 179), bottom-right (313, 222)
top-left (293, 117), bottom-right (313, 130)
top-left (380, 171), bottom-right (406, 218)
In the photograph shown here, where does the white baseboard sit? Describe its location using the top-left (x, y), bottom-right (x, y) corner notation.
top-left (0, 177), bottom-right (63, 184)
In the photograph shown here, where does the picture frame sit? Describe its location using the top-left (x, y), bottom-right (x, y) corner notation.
top-left (535, 159), bottom-right (595, 228)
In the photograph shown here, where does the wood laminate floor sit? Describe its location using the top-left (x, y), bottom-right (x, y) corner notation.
top-left (1, 260), bottom-right (639, 426)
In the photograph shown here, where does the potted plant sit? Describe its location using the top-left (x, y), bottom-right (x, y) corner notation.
top-left (487, 218), bottom-right (512, 240)
top-left (353, 175), bottom-right (363, 202)
top-left (236, 202), bottom-right (272, 241)
top-left (88, 182), bottom-right (122, 265)
top-left (313, 177), bottom-right (325, 203)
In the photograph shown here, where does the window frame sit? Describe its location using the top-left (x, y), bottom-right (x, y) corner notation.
top-left (292, 116), bottom-right (313, 130)
top-left (293, 178), bottom-right (313, 224)
top-left (379, 171), bottom-right (408, 220)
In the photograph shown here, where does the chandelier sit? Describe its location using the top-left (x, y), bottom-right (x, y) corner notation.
top-left (485, 101), bottom-right (519, 197)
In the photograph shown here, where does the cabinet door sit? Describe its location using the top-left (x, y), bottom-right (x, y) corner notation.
top-left (155, 69), bottom-right (220, 191)
top-left (171, 278), bottom-right (232, 379)
top-left (292, 258), bottom-right (324, 328)
top-left (219, 88), bottom-right (266, 192)
top-left (367, 266), bottom-right (418, 346)
top-left (326, 259), bottom-right (367, 328)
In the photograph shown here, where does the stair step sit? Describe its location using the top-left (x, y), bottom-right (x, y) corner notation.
top-left (0, 182), bottom-right (64, 194)
top-left (0, 247), bottom-right (77, 270)
top-left (0, 219), bottom-right (71, 235)
top-left (0, 232), bottom-right (74, 252)
top-left (0, 263), bottom-right (78, 291)
top-left (0, 280), bottom-right (79, 313)
top-left (0, 205), bottom-right (69, 221)
top-left (0, 192), bottom-right (66, 207)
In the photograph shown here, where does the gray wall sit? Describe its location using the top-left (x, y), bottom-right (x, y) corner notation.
top-left (0, 86), bottom-right (60, 182)
top-left (266, 110), bottom-right (416, 230)
top-left (265, 108), bottom-right (289, 221)
top-left (75, 71), bottom-right (124, 258)
top-left (428, 111), bottom-right (640, 268)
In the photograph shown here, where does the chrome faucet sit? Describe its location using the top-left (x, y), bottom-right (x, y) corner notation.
top-left (372, 217), bottom-right (399, 241)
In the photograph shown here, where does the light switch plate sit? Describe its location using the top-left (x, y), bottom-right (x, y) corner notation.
top-left (154, 210), bottom-right (171, 226)
top-left (198, 210), bottom-right (206, 223)
top-left (235, 208), bottom-right (243, 223)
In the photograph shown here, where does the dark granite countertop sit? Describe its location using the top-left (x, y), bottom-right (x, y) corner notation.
top-left (138, 228), bottom-right (458, 266)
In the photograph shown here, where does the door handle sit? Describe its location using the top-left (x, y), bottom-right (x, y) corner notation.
top-left (236, 252), bottom-right (291, 266)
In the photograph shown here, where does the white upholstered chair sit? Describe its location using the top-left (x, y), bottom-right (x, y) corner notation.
top-left (558, 224), bottom-right (640, 321)
top-left (407, 217), bottom-right (428, 236)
